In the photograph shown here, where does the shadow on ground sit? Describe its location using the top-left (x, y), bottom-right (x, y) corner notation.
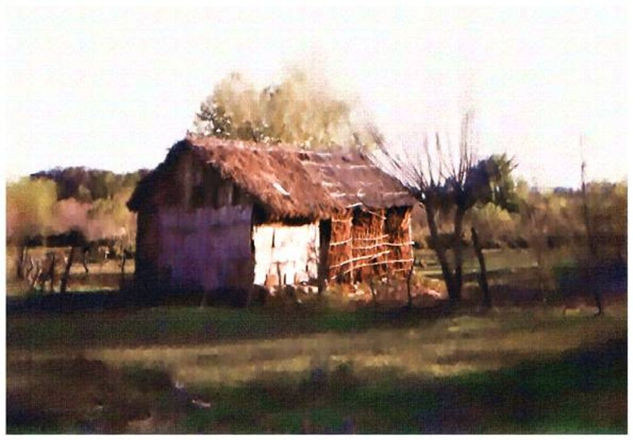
top-left (7, 338), bottom-right (626, 434)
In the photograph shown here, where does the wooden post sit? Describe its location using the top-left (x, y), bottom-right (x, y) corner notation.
top-left (406, 259), bottom-right (414, 309)
top-left (60, 247), bottom-right (75, 294)
top-left (29, 260), bottom-right (41, 290)
top-left (82, 246), bottom-right (90, 273)
top-left (317, 220), bottom-right (331, 297)
top-left (369, 276), bottom-right (378, 309)
top-left (16, 245), bottom-right (27, 279)
top-left (471, 227), bottom-right (491, 309)
top-left (48, 253), bottom-right (57, 293)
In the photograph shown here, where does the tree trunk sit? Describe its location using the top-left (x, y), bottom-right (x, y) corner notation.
top-left (82, 247), bottom-right (90, 273)
top-left (425, 203), bottom-right (458, 304)
top-left (317, 220), bottom-right (331, 298)
top-left (60, 247), bottom-right (75, 294)
top-left (24, 254), bottom-right (35, 281)
top-left (452, 206), bottom-right (466, 302)
top-left (16, 245), bottom-right (28, 279)
top-left (30, 264), bottom-right (41, 290)
top-left (471, 227), bottom-right (491, 308)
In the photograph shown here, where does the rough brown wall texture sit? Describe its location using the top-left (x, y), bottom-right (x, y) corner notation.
top-left (327, 207), bottom-right (413, 283)
top-left (327, 212), bottom-right (354, 282)
top-left (383, 206), bottom-right (414, 274)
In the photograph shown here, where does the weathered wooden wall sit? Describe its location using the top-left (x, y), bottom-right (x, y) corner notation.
top-left (158, 205), bottom-right (253, 291)
top-left (326, 206), bottom-right (413, 283)
top-left (383, 206), bottom-right (414, 275)
top-left (135, 208), bottom-right (161, 290)
top-left (327, 212), bottom-right (353, 282)
top-left (351, 209), bottom-right (389, 282)
top-left (135, 150), bottom-right (255, 293)
top-left (253, 222), bottom-right (319, 287)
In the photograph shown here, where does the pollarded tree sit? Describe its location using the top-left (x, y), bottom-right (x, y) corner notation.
top-left (372, 112), bottom-right (473, 304)
top-left (372, 111), bottom-right (517, 306)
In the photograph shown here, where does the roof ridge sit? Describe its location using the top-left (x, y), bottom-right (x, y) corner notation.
top-left (128, 136), bottom-right (416, 217)
top-left (185, 134), bottom-right (369, 159)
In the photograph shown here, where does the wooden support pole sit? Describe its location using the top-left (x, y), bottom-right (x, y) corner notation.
top-left (60, 247), bottom-right (75, 294)
top-left (48, 253), bottom-right (56, 293)
top-left (471, 227), bottom-right (491, 309)
top-left (406, 259), bottom-right (414, 309)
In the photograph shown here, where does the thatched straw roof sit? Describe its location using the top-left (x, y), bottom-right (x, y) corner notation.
top-left (128, 136), bottom-right (416, 220)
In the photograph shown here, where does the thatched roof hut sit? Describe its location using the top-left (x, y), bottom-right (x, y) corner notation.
top-left (128, 136), bottom-right (416, 298)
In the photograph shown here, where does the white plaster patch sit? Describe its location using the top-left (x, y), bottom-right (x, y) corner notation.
top-left (253, 222), bottom-right (319, 286)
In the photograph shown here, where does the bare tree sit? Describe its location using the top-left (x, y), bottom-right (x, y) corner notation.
top-left (372, 111), bottom-right (520, 308)
top-left (371, 112), bottom-right (478, 306)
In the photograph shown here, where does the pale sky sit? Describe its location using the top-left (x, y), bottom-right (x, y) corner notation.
top-left (3, 1), bottom-right (630, 188)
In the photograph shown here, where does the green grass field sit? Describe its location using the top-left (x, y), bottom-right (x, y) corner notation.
top-left (6, 246), bottom-right (627, 433)
top-left (7, 298), bottom-right (627, 433)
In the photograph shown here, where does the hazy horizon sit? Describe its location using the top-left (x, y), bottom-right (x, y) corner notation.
top-left (5, 1), bottom-right (629, 189)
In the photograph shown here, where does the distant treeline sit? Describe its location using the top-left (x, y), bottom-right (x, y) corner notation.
top-left (30, 167), bottom-right (149, 202)
top-left (411, 179), bottom-right (626, 261)
top-left (6, 167), bottom-right (627, 264)
top-left (7, 167), bottom-right (149, 248)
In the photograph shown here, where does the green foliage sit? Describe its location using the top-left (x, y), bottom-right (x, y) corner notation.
top-left (457, 176), bottom-right (626, 254)
top-left (7, 168), bottom-right (144, 246)
top-left (75, 185), bottom-right (93, 203)
top-left (481, 154), bottom-right (521, 212)
top-left (585, 180), bottom-right (627, 260)
top-left (469, 204), bottom-right (516, 248)
top-left (462, 154), bottom-right (521, 247)
top-left (87, 187), bottom-right (136, 242)
top-left (515, 182), bottom-right (626, 255)
top-left (464, 153), bottom-right (520, 212)
top-left (31, 167), bottom-right (146, 202)
top-left (6, 177), bottom-right (58, 243)
top-left (191, 69), bottom-right (377, 150)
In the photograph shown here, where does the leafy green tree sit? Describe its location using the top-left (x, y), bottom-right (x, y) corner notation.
top-left (7, 178), bottom-right (57, 243)
top-left (191, 69), bottom-right (377, 150)
top-left (87, 187), bottom-right (136, 246)
top-left (467, 154), bottom-right (520, 307)
top-left (7, 178), bottom-right (58, 278)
